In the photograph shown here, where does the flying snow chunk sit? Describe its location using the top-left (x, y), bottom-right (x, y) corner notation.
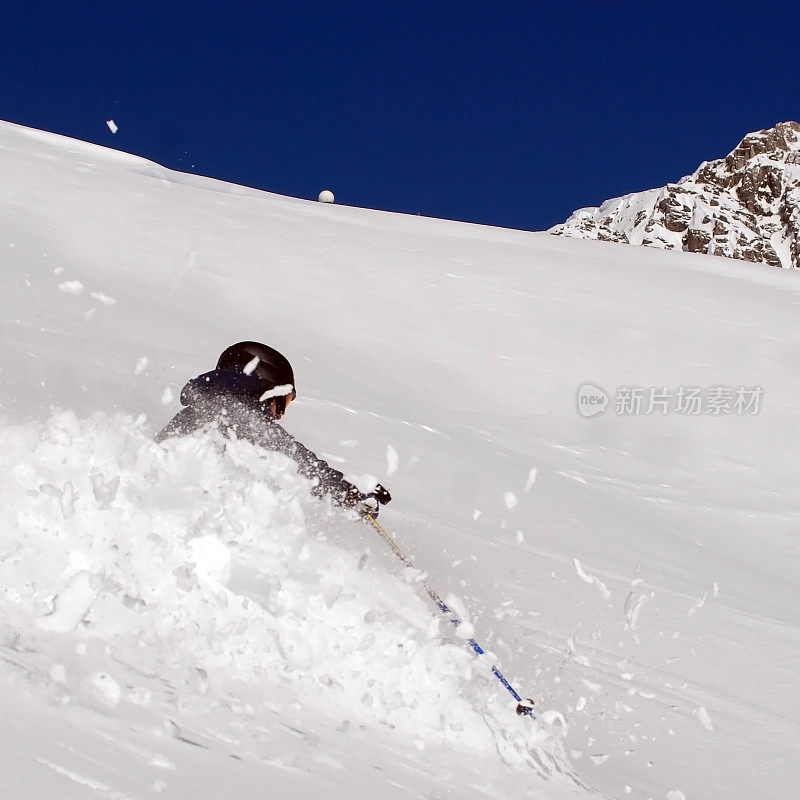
top-left (90, 291), bottom-right (117, 306)
top-left (386, 444), bottom-right (399, 475)
top-left (574, 558), bottom-right (611, 600)
top-left (161, 387), bottom-right (174, 405)
top-left (243, 355), bottom-right (260, 375)
top-left (106, 119), bottom-right (118, 134)
top-left (134, 356), bottom-right (148, 376)
top-left (696, 705), bottom-right (714, 731)
top-left (504, 491), bottom-right (518, 509)
top-left (59, 280), bottom-right (84, 295)
top-left (318, 189), bottom-right (335, 203)
top-left (86, 671), bottom-right (122, 709)
top-left (524, 467), bottom-right (538, 492)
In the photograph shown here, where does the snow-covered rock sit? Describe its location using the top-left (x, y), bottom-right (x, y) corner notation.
top-left (551, 121), bottom-right (800, 269)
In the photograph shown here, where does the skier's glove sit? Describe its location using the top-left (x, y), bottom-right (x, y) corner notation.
top-left (371, 484), bottom-right (392, 506)
top-left (357, 484), bottom-right (392, 519)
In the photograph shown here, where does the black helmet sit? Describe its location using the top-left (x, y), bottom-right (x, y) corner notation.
top-left (217, 342), bottom-right (296, 409)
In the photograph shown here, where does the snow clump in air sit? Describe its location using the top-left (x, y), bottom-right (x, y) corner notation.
top-left (58, 280), bottom-right (85, 295)
top-left (386, 444), bottom-right (399, 475)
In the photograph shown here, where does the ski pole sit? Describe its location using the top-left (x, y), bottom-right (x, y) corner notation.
top-left (364, 513), bottom-right (534, 717)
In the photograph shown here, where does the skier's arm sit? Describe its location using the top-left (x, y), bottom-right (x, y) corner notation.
top-left (227, 399), bottom-right (390, 514)
top-left (290, 438), bottom-right (364, 507)
top-left (289, 438), bottom-right (392, 516)
top-left (258, 418), bottom-right (363, 508)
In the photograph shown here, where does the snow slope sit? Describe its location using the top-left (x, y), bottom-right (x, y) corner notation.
top-left (1, 120), bottom-right (799, 800)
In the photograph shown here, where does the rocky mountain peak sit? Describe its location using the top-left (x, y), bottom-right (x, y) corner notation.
top-left (728, 120), bottom-right (800, 167)
top-left (551, 122), bottom-right (800, 270)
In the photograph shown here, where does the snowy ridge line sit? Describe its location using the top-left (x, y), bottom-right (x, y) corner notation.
top-left (3, 119), bottom-right (269, 202)
top-left (0, 410), bottom-right (572, 780)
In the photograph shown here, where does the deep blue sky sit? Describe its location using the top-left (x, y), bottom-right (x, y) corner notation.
top-left (2, 3), bottom-right (799, 231)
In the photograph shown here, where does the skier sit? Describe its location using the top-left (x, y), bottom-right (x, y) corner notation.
top-left (156, 341), bottom-right (391, 518)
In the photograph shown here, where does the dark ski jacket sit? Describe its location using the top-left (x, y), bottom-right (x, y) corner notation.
top-left (156, 368), bottom-right (363, 509)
